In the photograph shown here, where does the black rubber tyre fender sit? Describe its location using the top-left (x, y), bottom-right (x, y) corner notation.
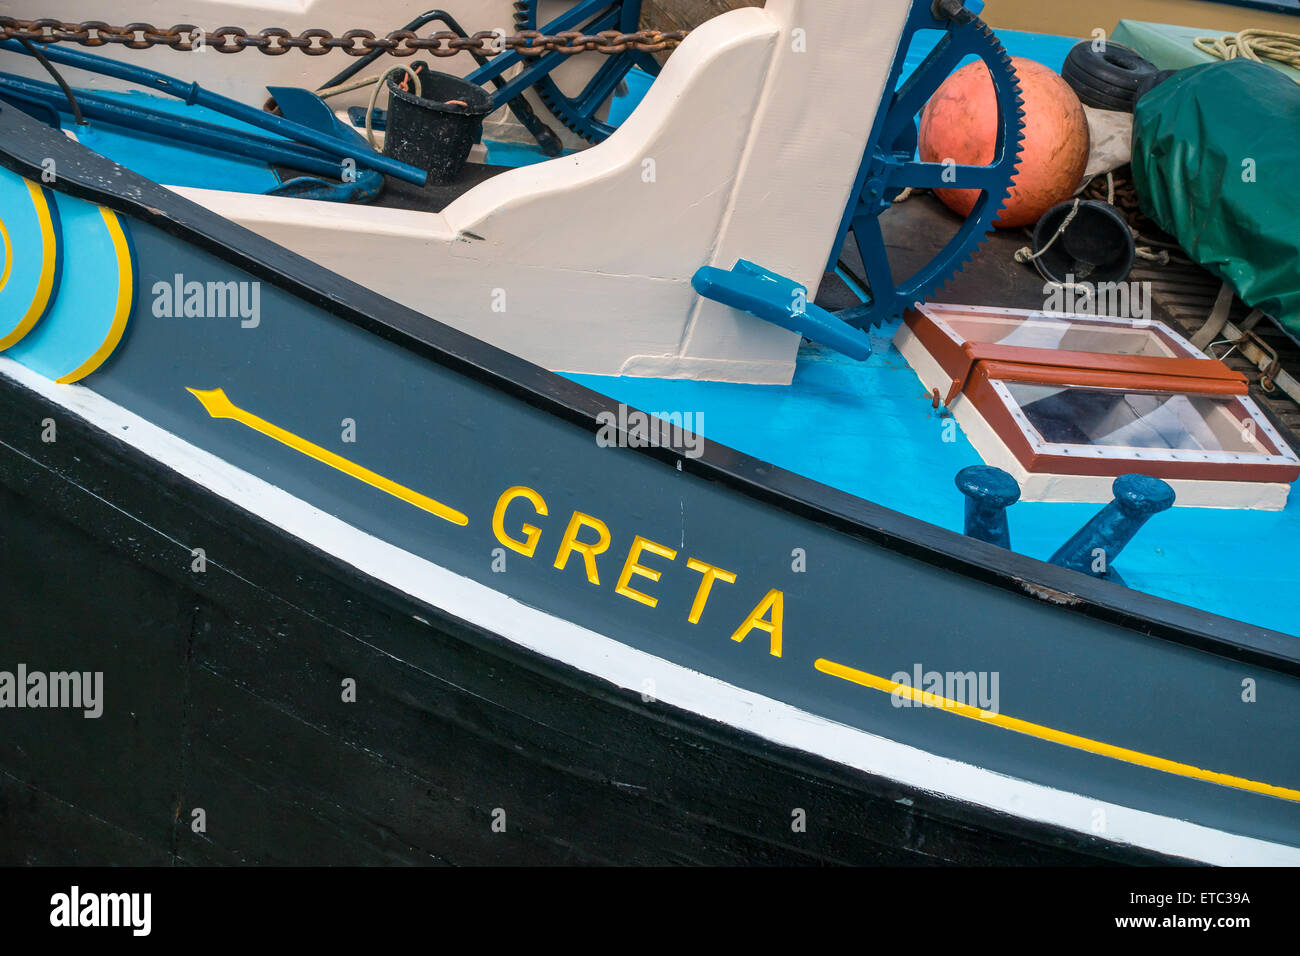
top-left (1063, 70), bottom-right (1139, 112)
top-left (1062, 41), bottom-right (1159, 94)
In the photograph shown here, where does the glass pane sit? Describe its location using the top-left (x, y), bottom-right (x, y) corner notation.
top-left (1005, 384), bottom-right (1268, 454)
top-left (940, 312), bottom-right (1182, 358)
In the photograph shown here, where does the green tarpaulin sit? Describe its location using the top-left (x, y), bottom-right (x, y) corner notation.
top-left (1112, 20), bottom-right (1300, 83)
top-left (1132, 58), bottom-right (1300, 339)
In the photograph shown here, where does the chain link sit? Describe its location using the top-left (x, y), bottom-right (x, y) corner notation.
top-left (0, 16), bottom-right (689, 56)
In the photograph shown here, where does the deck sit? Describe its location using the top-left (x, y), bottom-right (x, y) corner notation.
top-left (570, 193), bottom-right (1300, 638)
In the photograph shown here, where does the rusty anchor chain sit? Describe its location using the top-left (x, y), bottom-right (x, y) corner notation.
top-left (0, 16), bottom-right (689, 57)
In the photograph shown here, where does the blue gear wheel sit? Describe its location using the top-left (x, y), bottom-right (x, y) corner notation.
top-left (515, 0), bottom-right (661, 143)
top-left (831, 0), bottom-right (1026, 329)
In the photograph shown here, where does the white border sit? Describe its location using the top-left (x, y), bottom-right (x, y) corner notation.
top-left (4, 357), bottom-right (1298, 866)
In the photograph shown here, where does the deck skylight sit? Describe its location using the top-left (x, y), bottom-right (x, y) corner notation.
top-left (894, 304), bottom-right (1300, 508)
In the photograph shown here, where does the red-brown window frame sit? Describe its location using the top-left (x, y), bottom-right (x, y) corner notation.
top-left (904, 306), bottom-right (1300, 484)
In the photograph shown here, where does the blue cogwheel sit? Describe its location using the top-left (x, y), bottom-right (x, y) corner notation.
top-left (515, 0), bottom-right (662, 143)
top-left (831, 0), bottom-right (1026, 329)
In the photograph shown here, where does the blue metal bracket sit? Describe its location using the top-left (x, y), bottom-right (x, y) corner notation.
top-left (691, 260), bottom-right (874, 361)
top-left (262, 86), bottom-right (384, 203)
top-left (266, 86), bottom-right (370, 150)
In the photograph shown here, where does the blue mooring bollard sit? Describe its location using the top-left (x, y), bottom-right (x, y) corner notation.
top-left (956, 466), bottom-right (1022, 549)
top-left (1049, 474), bottom-right (1176, 583)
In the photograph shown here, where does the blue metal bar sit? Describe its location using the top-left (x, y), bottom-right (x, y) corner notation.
top-left (0, 86), bottom-right (61, 127)
top-left (481, 11), bottom-right (618, 112)
top-left (0, 38), bottom-right (427, 185)
top-left (0, 73), bottom-right (355, 180)
top-left (884, 160), bottom-right (1010, 192)
top-left (569, 53), bottom-right (629, 120)
top-left (467, 0), bottom-right (615, 89)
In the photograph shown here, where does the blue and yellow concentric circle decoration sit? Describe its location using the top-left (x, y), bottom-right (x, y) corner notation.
top-left (0, 165), bottom-right (62, 350)
top-left (2, 172), bottom-right (136, 384)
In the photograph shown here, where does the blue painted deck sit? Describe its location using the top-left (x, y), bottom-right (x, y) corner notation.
top-left (569, 320), bottom-right (1300, 639)
top-left (570, 28), bottom-right (1300, 636)
top-left (66, 91), bottom-right (283, 193)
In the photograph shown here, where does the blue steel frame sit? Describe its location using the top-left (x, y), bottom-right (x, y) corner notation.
top-left (466, 0), bottom-right (627, 109)
top-left (827, 0), bottom-right (1024, 330)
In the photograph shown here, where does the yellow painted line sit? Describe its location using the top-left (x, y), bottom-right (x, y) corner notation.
top-left (186, 386), bottom-right (469, 527)
top-left (0, 215), bottom-right (12, 294)
top-left (815, 657), bottom-right (1300, 803)
top-left (0, 179), bottom-right (58, 351)
top-left (57, 207), bottom-right (134, 384)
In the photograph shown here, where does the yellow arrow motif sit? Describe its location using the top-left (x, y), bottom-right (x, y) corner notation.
top-left (187, 387), bottom-right (468, 527)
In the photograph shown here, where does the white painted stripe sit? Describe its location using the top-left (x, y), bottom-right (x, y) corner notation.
top-left (4, 356), bottom-right (1297, 865)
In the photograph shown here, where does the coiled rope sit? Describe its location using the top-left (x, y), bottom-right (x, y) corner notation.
top-left (1194, 29), bottom-right (1300, 79)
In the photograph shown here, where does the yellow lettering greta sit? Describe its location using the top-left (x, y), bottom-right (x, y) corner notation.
top-left (729, 589), bottom-right (784, 658)
top-left (685, 558), bottom-right (737, 624)
top-left (553, 512), bottom-right (611, 585)
top-left (493, 486), bottom-right (548, 557)
top-left (616, 536), bottom-right (678, 608)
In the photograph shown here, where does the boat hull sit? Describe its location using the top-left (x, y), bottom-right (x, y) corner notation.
top-left (0, 371), bottom-right (1171, 864)
top-left (1, 104), bottom-right (1299, 865)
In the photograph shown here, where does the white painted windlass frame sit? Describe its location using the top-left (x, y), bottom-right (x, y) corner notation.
top-left (167, 0), bottom-right (919, 384)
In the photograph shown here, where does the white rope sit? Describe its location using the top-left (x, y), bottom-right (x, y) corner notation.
top-left (1135, 246), bottom-right (1171, 265)
top-left (315, 65), bottom-right (424, 150)
top-left (316, 72), bottom-right (389, 100)
top-left (1041, 277), bottom-right (1096, 308)
top-left (1014, 178), bottom-right (1187, 276)
top-left (364, 65), bottom-right (423, 150)
top-left (1194, 29), bottom-right (1300, 80)
top-left (1014, 198), bottom-right (1081, 265)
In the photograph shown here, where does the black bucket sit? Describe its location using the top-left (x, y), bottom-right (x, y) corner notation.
top-left (1031, 199), bottom-right (1136, 285)
top-left (382, 69), bottom-right (493, 185)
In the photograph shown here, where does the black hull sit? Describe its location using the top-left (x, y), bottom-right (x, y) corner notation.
top-left (0, 372), bottom-right (1170, 866)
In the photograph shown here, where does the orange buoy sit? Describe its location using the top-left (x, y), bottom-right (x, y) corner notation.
top-left (920, 57), bottom-right (1090, 229)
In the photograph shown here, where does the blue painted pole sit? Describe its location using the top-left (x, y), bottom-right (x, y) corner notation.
top-left (1049, 474), bottom-right (1176, 581)
top-left (465, 0), bottom-right (615, 90)
top-left (0, 39), bottom-right (427, 185)
top-left (0, 74), bottom-right (353, 180)
top-left (955, 465), bottom-right (1020, 549)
